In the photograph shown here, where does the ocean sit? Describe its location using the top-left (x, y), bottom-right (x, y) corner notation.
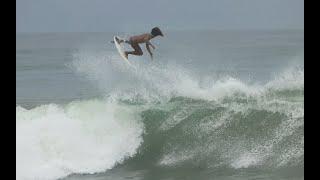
top-left (16, 30), bottom-right (304, 180)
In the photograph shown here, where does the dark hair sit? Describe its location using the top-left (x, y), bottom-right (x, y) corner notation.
top-left (151, 27), bottom-right (163, 37)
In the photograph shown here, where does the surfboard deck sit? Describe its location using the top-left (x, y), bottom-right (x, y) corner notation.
top-left (113, 36), bottom-right (133, 66)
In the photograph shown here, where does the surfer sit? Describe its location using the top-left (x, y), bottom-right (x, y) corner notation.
top-left (113, 27), bottom-right (164, 59)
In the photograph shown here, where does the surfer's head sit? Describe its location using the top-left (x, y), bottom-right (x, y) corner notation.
top-left (151, 27), bottom-right (163, 37)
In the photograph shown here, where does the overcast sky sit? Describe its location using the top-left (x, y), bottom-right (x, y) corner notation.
top-left (16, 0), bottom-right (304, 32)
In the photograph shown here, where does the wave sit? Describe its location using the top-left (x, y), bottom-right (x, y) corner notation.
top-left (17, 52), bottom-right (304, 180)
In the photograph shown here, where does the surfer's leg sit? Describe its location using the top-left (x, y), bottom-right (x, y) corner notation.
top-left (126, 43), bottom-right (143, 57)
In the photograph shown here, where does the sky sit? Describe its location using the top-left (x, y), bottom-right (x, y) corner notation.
top-left (16, 0), bottom-right (304, 32)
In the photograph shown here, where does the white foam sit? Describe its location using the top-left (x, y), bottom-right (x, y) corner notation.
top-left (266, 66), bottom-right (304, 91)
top-left (159, 106), bottom-right (193, 131)
top-left (230, 152), bottom-right (263, 169)
top-left (16, 100), bottom-right (144, 180)
top-left (159, 150), bottom-right (195, 166)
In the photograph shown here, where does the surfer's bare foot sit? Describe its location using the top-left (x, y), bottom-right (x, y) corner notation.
top-left (115, 37), bottom-right (124, 44)
top-left (115, 37), bottom-right (120, 43)
top-left (124, 52), bottom-right (129, 59)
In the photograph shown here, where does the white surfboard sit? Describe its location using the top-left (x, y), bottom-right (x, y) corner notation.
top-left (113, 36), bottom-right (133, 66)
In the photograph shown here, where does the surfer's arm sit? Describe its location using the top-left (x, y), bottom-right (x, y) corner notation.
top-left (146, 43), bottom-right (153, 59)
top-left (146, 41), bottom-right (155, 49)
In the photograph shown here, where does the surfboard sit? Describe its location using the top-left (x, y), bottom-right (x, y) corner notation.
top-left (113, 36), bottom-right (132, 66)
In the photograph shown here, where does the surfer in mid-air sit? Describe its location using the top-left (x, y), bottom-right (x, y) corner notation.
top-left (112, 27), bottom-right (164, 59)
